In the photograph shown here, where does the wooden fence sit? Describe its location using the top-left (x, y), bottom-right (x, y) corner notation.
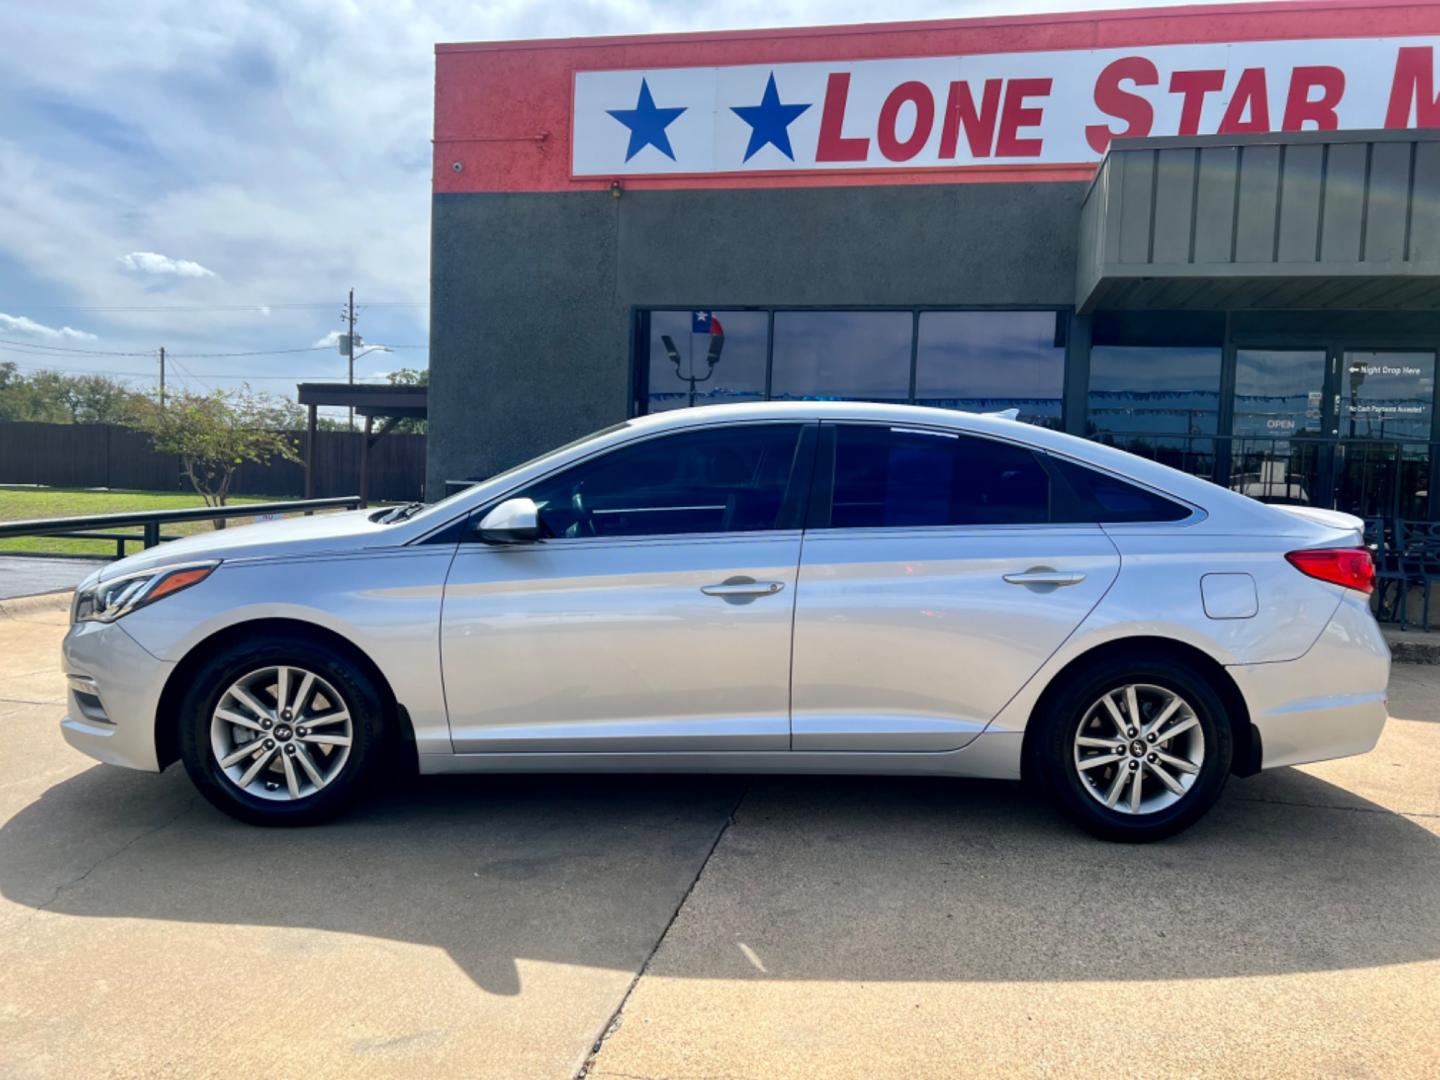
top-left (0, 422), bottom-right (426, 502)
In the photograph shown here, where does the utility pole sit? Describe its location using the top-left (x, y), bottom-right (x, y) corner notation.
top-left (158, 346), bottom-right (166, 408)
top-left (345, 288), bottom-right (356, 431)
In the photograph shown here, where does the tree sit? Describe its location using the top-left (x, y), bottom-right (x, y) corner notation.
top-left (386, 367), bottom-right (429, 434)
top-left (0, 366), bottom-right (149, 424)
top-left (141, 387), bottom-right (303, 519)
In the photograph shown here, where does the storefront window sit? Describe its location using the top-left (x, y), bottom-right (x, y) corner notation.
top-left (1087, 344), bottom-right (1222, 478)
top-left (646, 310), bottom-right (768, 412)
top-left (914, 311), bottom-right (1064, 427)
top-left (770, 311), bottom-right (912, 402)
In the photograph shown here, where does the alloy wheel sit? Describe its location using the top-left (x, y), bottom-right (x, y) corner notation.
top-left (1071, 682), bottom-right (1205, 816)
top-left (210, 665), bottom-right (354, 802)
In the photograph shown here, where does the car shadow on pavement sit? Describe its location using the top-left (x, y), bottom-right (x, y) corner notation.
top-left (2, 762), bottom-right (1437, 994)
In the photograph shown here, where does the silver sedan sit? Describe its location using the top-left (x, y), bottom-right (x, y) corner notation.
top-left (60, 402), bottom-right (1389, 840)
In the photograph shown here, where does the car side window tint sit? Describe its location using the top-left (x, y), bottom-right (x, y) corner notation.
top-left (517, 424), bottom-right (804, 539)
top-left (827, 425), bottom-right (1049, 528)
top-left (1048, 456), bottom-right (1191, 523)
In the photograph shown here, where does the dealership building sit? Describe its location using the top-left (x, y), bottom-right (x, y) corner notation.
top-left (429, 0), bottom-right (1440, 519)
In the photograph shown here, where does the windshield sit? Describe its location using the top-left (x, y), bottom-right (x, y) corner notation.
top-left (399, 421), bottom-right (633, 525)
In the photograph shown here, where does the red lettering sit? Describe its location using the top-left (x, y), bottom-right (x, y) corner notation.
top-left (816, 73), bottom-right (870, 162)
top-left (1086, 57), bottom-right (1157, 154)
top-left (1386, 46), bottom-right (1440, 127)
top-left (1283, 66), bottom-right (1344, 130)
top-left (1219, 68), bottom-right (1271, 134)
top-left (1169, 69), bottom-right (1225, 136)
top-left (876, 81), bottom-right (935, 162)
top-left (939, 79), bottom-right (1002, 158)
top-left (995, 78), bottom-right (1050, 157)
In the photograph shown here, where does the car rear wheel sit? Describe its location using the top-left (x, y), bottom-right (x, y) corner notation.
top-left (178, 635), bottom-right (387, 826)
top-left (1033, 654), bottom-right (1233, 842)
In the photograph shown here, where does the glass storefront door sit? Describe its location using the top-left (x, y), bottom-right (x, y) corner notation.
top-left (1336, 350), bottom-right (1435, 520)
top-left (1231, 349), bottom-right (1330, 506)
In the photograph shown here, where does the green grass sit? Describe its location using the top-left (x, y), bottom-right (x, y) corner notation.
top-left (0, 487), bottom-right (281, 557)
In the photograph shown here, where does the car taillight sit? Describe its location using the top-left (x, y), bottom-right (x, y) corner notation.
top-left (1284, 547), bottom-right (1375, 594)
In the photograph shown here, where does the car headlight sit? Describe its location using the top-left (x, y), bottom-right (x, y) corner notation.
top-left (71, 561), bottom-right (220, 624)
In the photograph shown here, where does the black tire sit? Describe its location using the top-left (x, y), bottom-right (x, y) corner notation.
top-left (178, 633), bottom-right (389, 826)
top-left (1031, 653), bottom-right (1233, 842)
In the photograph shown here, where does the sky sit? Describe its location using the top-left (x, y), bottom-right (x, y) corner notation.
top-left (1, 0), bottom-right (1250, 408)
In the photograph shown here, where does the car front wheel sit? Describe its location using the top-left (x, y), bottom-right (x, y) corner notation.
top-left (178, 635), bottom-right (388, 826)
top-left (1033, 654), bottom-right (1233, 842)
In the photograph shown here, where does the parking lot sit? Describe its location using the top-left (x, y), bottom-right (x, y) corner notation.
top-left (2, 590), bottom-right (1437, 1079)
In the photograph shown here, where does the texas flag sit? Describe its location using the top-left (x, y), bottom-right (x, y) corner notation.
top-left (692, 311), bottom-right (725, 335)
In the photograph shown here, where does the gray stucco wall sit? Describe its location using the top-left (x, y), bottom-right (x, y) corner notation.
top-left (428, 180), bottom-right (1086, 490)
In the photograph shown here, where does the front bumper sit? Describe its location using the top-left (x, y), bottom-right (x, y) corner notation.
top-left (60, 618), bottom-right (175, 772)
top-left (1229, 590), bottom-right (1390, 770)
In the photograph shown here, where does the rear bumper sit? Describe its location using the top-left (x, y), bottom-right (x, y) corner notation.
top-left (1229, 591), bottom-right (1390, 770)
top-left (59, 619), bottom-right (173, 772)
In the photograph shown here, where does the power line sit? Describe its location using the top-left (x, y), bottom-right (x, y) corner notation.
top-left (0, 338), bottom-right (155, 356)
top-left (1, 358), bottom-right (392, 382)
top-left (0, 337), bottom-right (427, 359)
top-left (8, 301), bottom-right (427, 313)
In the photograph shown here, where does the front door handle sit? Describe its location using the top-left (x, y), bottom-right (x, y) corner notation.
top-left (1003, 568), bottom-right (1086, 588)
top-left (701, 580), bottom-right (785, 597)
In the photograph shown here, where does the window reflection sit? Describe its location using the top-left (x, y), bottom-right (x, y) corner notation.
top-left (1087, 345), bottom-right (1222, 478)
top-left (1338, 350), bottom-right (1435, 520)
top-left (1232, 350), bottom-right (1328, 506)
top-left (646, 311), bottom-right (767, 413)
top-left (915, 311), bottom-right (1064, 427)
top-left (770, 311), bottom-right (912, 402)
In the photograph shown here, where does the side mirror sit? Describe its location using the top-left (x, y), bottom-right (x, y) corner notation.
top-left (476, 497), bottom-right (543, 544)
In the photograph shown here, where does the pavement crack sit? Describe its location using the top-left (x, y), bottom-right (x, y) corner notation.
top-left (22, 795), bottom-right (201, 924)
top-left (1232, 794), bottom-right (1438, 818)
top-left (575, 782), bottom-right (752, 1080)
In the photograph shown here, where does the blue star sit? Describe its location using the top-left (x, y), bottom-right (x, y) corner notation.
top-left (731, 72), bottom-right (811, 162)
top-left (607, 78), bottom-right (686, 162)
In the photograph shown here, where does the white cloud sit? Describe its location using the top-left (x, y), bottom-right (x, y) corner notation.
top-left (0, 312), bottom-right (98, 341)
top-left (118, 251), bottom-right (216, 278)
top-left (0, 0), bottom-right (1234, 391)
top-left (312, 330), bottom-right (344, 348)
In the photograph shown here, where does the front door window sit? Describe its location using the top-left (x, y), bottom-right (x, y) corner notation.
top-left (517, 423), bottom-right (805, 538)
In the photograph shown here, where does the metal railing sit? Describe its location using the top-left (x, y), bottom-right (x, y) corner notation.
top-left (0, 496), bottom-right (364, 559)
top-left (1094, 432), bottom-right (1437, 521)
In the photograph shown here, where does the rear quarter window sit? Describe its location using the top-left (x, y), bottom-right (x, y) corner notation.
top-left (1048, 456), bottom-right (1192, 523)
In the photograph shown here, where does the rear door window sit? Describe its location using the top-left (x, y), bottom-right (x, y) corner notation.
top-left (823, 425), bottom-right (1050, 528)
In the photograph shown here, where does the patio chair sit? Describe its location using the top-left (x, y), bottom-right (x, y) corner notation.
top-left (1394, 519), bottom-right (1440, 633)
top-left (1364, 516), bottom-right (1406, 623)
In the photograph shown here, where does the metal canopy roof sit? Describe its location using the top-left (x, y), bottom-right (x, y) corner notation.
top-left (1076, 129), bottom-right (1440, 313)
top-left (295, 382), bottom-right (428, 419)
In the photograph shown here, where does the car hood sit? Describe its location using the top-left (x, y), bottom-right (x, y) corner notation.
top-left (95, 508), bottom-right (394, 582)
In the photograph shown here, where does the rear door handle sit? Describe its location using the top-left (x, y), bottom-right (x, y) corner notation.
top-left (701, 580), bottom-right (785, 597)
top-left (1003, 569), bottom-right (1086, 588)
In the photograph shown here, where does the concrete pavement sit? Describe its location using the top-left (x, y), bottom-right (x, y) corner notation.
top-left (588, 669), bottom-right (1440, 1079)
top-left (1, 591), bottom-right (1437, 1078)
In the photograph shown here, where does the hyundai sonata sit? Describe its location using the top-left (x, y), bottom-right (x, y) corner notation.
top-left (61, 402), bottom-right (1388, 840)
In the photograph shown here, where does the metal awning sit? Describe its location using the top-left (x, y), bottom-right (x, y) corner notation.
top-left (1076, 129), bottom-right (1440, 313)
top-left (296, 382), bottom-right (428, 419)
